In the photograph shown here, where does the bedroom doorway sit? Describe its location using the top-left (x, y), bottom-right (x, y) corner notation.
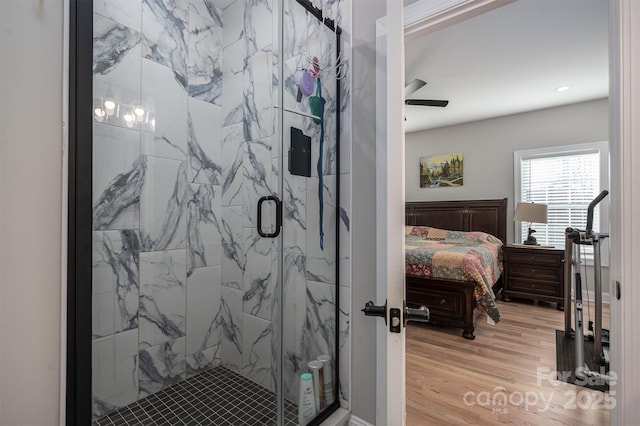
top-left (375, 0), bottom-right (632, 424)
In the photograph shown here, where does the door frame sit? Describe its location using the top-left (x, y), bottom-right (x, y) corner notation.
top-left (65, 0), bottom-right (94, 423)
top-left (375, 0), bottom-right (640, 424)
top-left (375, 1), bottom-right (406, 424)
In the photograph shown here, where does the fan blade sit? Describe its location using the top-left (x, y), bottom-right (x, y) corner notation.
top-left (405, 99), bottom-right (449, 107)
top-left (405, 79), bottom-right (427, 98)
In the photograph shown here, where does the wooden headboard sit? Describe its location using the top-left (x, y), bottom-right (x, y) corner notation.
top-left (405, 198), bottom-right (508, 244)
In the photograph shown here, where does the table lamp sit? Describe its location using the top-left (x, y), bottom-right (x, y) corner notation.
top-left (514, 202), bottom-right (548, 245)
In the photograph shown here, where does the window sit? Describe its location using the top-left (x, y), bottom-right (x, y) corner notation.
top-left (514, 142), bottom-right (609, 254)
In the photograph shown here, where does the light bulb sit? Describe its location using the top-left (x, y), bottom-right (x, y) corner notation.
top-left (94, 108), bottom-right (106, 122)
top-left (555, 86), bottom-right (571, 92)
top-left (151, 118), bottom-right (156, 131)
top-left (133, 106), bottom-right (144, 122)
top-left (124, 113), bottom-right (134, 128)
top-left (104, 99), bottom-right (116, 114)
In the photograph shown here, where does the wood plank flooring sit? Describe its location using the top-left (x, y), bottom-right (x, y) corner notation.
top-left (406, 299), bottom-right (611, 425)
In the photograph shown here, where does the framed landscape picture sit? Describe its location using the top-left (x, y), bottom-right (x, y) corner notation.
top-left (419, 153), bottom-right (464, 188)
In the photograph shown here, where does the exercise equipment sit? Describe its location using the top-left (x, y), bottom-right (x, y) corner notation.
top-left (564, 190), bottom-right (613, 383)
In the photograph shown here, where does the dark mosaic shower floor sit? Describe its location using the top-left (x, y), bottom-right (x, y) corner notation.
top-left (93, 366), bottom-right (298, 426)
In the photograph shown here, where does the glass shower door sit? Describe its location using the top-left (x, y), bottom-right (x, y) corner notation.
top-left (278, 0), bottom-right (341, 424)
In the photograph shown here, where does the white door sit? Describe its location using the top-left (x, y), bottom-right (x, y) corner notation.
top-left (374, 1), bottom-right (406, 424)
top-left (373, 1), bottom-right (519, 424)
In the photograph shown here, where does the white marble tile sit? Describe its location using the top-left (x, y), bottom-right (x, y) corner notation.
top-left (271, 157), bottom-right (280, 199)
top-left (139, 249), bottom-right (187, 348)
top-left (221, 123), bottom-right (244, 206)
top-left (282, 55), bottom-right (311, 117)
top-left (141, 59), bottom-right (189, 161)
top-left (338, 0), bottom-right (349, 32)
top-left (92, 123), bottom-right (142, 230)
top-left (92, 329), bottom-right (139, 418)
top-left (222, 0), bottom-right (244, 47)
top-left (94, 0), bottom-right (143, 31)
top-left (188, 98), bottom-right (223, 185)
top-left (244, 50), bottom-right (274, 141)
top-left (339, 172), bottom-right (350, 261)
top-left (93, 14), bottom-right (142, 130)
top-left (242, 313), bottom-right (273, 390)
top-left (305, 85), bottom-right (338, 178)
top-left (92, 230), bottom-right (140, 338)
top-left (322, 109), bottom-right (339, 177)
top-left (221, 205), bottom-right (245, 289)
top-left (282, 161), bottom-right (307, 255)
top-left (318, 0), bottom-right (340, 26)
top-left (282, 350), bottom-right (304, 405)
top-left (306, 256), bottom-right (334, 285)
top-left (243, 0), bottom-right (272, 58)
top-left (186, 265), bottom-right (222, 354)
top-left (187, 184), bottom-right (222, 272)
top-left (302, 280), bottom-right (335, 366)
top-left (222, 40), bottom-right (244, 126)
top-left (282, 253), bottom-right (306, 360)
top-left (242, 139), bottom-right (273, 230)
top-left (282, 0), bottom-right (307, 61)
top-left (186, 345), bottom-right (222, 377)
top-left (306, 174), bottom-right (336, 262)
top-left (220, 286), bottom-right (243, 372)
top-left (339, 52), bottom-right (351, 175)
top-left (223, 38), bottom-right (244, 80)
top-left (269, 249), bottom-right (281, 394)
top-left (306, 10), bottom-right (333, 75)
top-left (242, 228), bottom-right (275, 321)
top-left (138, 337), bottom-right (186, 397)
top-left (188, 0), bottom-right (224, 104)
top-left (142, 0), bottom-right (189, 87)
top-left (140, 157), bottom-right (188, 251)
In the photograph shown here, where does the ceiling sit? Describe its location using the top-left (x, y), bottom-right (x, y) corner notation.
top-left (403, 0), bottom-right (609, 133)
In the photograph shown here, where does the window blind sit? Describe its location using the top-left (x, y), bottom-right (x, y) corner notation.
top-left (519, 151), bottom-right (601, 249)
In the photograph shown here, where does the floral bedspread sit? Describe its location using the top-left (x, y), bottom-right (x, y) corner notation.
top-left (405, 226), bottom-right (503, 322)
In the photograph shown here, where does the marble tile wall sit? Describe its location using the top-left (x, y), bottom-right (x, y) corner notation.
top-left (91, 0), bottom-right (351, 419)
top-left (92, 0), bottom-right (226, 418)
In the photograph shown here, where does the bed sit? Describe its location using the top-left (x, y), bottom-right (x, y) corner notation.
top-left (405, 198), bottom-right (507, 339)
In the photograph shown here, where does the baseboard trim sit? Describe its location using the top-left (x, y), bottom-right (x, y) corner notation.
top-left (348, 415), bottom-right (374, 426)
top-left (320, 408), bottom-right (351, 426)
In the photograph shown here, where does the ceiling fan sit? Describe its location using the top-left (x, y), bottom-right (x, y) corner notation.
top-left (405, 79), bottom-right (449, 107)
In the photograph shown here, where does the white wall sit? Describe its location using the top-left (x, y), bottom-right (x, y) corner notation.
top-left (0, 1), bottom-right (64, 424)
top-left (405, 98), bottom-right (609, 243)
top-left (350, 0), bottom-right (387, 423)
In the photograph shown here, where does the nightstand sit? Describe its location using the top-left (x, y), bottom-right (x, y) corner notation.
top-left (502, 244), bottom-right (565, 310)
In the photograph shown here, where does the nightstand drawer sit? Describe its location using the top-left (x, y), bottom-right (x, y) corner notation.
top-left (508, 277), bottom-right (560, 296)
top-left (506, 251), bottom-right (562, 266)
top-left (508, 264), bottom-right (563, 282)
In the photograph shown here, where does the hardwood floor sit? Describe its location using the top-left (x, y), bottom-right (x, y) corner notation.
top-left (406, 299), bottom-right (611, 425)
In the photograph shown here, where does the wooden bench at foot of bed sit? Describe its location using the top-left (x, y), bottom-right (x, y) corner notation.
top-left (405, 198), bottom-right (507, 339)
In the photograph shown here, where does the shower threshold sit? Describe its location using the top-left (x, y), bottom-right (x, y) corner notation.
top-left (93, 365), bottom-right (298, 426)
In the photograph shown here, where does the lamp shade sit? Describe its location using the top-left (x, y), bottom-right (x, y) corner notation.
top-left (513, 202), bottom-right (548, 224)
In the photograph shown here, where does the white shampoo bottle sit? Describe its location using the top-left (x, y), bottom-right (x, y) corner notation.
top-left (298, 373), bottom-right (316, 425)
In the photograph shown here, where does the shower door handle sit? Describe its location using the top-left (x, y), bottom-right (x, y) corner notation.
top-left (257, 195), bottom-right (282, 238)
